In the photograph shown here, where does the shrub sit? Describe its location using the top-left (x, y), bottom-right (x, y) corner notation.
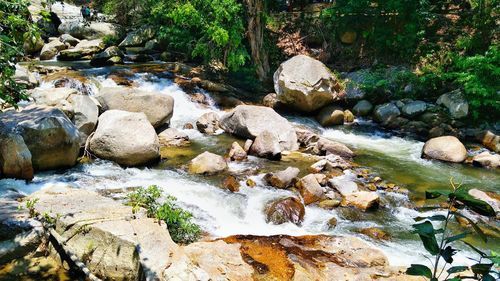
top-left (126, 185), bottom-right (201, 244)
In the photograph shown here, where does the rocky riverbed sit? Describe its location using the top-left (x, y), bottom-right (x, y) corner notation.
top-left (1, 2), bottom-right (499, 279)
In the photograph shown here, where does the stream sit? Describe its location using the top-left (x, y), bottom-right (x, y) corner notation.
top-left (1, 62), bottom-right (499, 269)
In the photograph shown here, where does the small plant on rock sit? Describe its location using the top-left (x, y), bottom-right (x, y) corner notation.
top-left (406, 179), bottom-right (498, 280)
top-left (126, 185), bottom-right (201, 244)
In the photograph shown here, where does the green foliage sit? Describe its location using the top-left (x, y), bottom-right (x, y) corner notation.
top-left (20, 198), bottom-right (39, 218)
top-left (126, 186), bottom-right (201, 244)
top-left (102, 35), bottom-right (120, 47)
top-left (0, 0), bottom-right (39, 107)
top-left (407, 179), bottom-right (498, 280)
top-left (156, 196), bottom-right (201, 244)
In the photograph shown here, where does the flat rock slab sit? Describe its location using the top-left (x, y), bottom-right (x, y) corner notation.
top-left (29, 186), bottom-right (178, 281)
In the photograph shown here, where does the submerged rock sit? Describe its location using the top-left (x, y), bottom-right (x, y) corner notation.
top-left (265, 197), bottom-right (305, 225)
top-left (188, 151), bottom-right (227, 175)
top-left (90, 110), bottom-right (160, 166)
top-left (273, 55), bottom-right (343, 112)
top-left (220, 105), bottom-right (298, 151)
top-left (264, 167), bottom-right (300, 189)
top-left (96, 87), bottom-right (174, 128)
top-left (422, 136), bottom-right (467, 163)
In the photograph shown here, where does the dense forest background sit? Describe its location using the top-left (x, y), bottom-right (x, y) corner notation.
top-left (1, 0), bottom-right (499, 119)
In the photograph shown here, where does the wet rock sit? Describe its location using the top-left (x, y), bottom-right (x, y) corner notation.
top-left (222, 176), bottom-right (240, 192)
top-left (373, 103), bottom-right (401, 124)
top-left (352, 100), bottom-right (373, 116)
top-left (0, 131), bottom-right (33, 180)
top-left (262, 93), bottom-right (279, 109)
top-left (264, 167), bottom-right (300, 189)
top-left (329, 178), bottom-right (359, 196)
top-left (119, 26), bottom-right (156, 47)
top-left (265, 197), bottom-right (305, 225)
top-left (158, 128), bottom-right (190, 147)
top-left (183, 123), bottom-right (194, 130)
top-left (2, 105), bottom-right (80, 171)
top-left (59, 34), bottom-right (80, 46)
top-left (476, 130), bottom-right (500, 153)
top-left (314, 137), bottom-right (354, 158)
top-left (228, 142), bottom-right (247, 161)
top-left (327, 217), bottom-right (338, 229)
top-left (324, 154), bottom-right (352, 170)
top-left (249, 130), bottom-right (282, 160)
top-left (316, 106), bottom-right (344, 126)
top-left (40, 39), bottom-right (68, 60)
top-left (220, 105), bottom-right (298, 151)
top-left (401, 100), bottom-right (427, 118)
top-left (295, 127), bottom-right (320, 147)
top-left (90, 46), bottom-right (124, 66)
top-left (344, 109), bottom-right (355, 123)
top-left (360, 227), bottom-right (390, 240)
top-left (246, 178), bottom-right (256, 187)
top-left (273, 55), bottom-right (343, 112)
top-left (342, 191), bottom-right (380, 211)
top-left (188, 151), bottom-right (227, 175)
top-left (422, 136), bottom-right (467, 163)
top-left (96, 87), bottom-right (174, 128)
top-left (196, 112), bottom-right (220, 135)
top-left (437, 91), bottom-right (468, 119)
top-left (90, 110), bottom-right (160, 166)
top-left (319, 200), bottom-right (341, 210)
top-left (472, 152), bottom-right (500, 169)
top-left (58, 21), bottom-right (124, 40)
top-left (297, 174), bottom-right (324, 205)
top-left (58, 39), bottom-right (105, 60)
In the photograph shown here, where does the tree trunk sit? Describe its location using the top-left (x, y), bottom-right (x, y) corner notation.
top-left (245, 0), bottom-right (270, 81)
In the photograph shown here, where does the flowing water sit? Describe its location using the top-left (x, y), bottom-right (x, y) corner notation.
top-left (1, 63), bottom-right (499, 270)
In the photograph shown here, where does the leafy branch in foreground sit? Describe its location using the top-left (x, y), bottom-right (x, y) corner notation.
top-left (407, 179), bottom-right (498, 281)
top-left (126, 185), bottom-right (201, 244)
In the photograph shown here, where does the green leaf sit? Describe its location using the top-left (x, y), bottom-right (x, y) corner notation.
top-left (454, 190), bottom-right (496, 217)
top-left (463, 241), bottom-right (488, 258)
top-left (445, 278), bottom-right (461, 281)
top-left (426, 190), bottom-right (452, 199)
top-left (441, 246), bottom-right (457, 263)
top-left (471, 263), bottom-right (493, 275)
top-left (406, 264), bottom-right (432, 278)
top-left (482, 274), bottom-right (495, 281)
top-left (445, 232), bottom-right (470, 243)
top-left (453, 212), bottom-right (487, 243)
top-left (413, 221), bottom-right (440, 255)
top-left (414, 215), bottom-right (447, 222)
top-left (447, 266), bottom-right (468, 274)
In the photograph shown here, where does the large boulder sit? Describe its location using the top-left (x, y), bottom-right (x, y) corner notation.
top-left (220, 105), bottom-right (298, 151)
top-left (58, 21), bottom-right (124, 40)
top-left (58, 39), bottom-right (105, 60)
top-left (422, 136), bottom-right (467, 163)
top-left (264, 167), bottom-right (300, 189)
top-left (401, 101), bottom-right (427, 118)
top-left (90, 46), bottom-right (124, 66)
top-left (89, 110), bottom-right (160, 166)
top-left (373, 103), bottom-right (401, 124)
top-left (437, 91), bottom-right (469, 119)
top-left (316, 106), bottom-right (344, 126)
top-left (196, 112), bottom-right (220, 135)
top-left (188, 151), bottom-right (227, 175)
top-left (40, 39), bottom-right (68, 60)
top-left (0, 130), bottom-right (33, 180)
top-left (273, 55), bottom-right (343, 112)
top-left (352, 100), bottom-right (373, 116)
top-left (119, 26), bottom-right (156, 47)
top-left (96, 87), bottom-right (174, 128)
top-left (264, 197), bottom-right (305, 225)
top-left (249, 130), bottom-right (282, 160)
top-left (1, 106), bottom-right (80, 171)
